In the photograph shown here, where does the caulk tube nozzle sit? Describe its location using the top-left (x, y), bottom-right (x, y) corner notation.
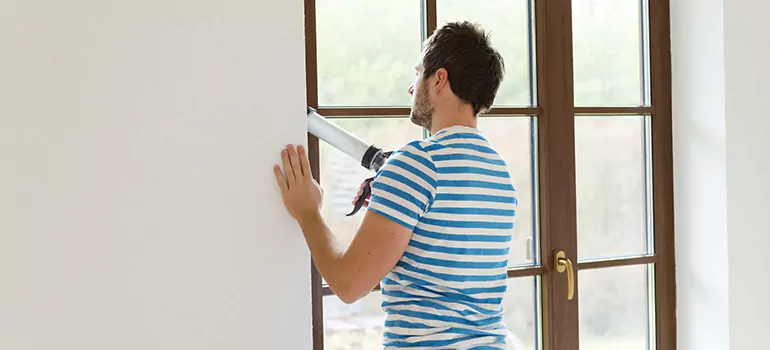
top-left (306, 107), bottom-right (376, 166)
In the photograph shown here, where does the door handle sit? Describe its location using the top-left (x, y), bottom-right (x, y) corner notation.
top-left (554, 250), bottom-right (575, 300)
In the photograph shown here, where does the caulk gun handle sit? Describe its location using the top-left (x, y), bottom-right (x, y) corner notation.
top-left (346, 150), bottom-right (394, 216)
top-left (347, 177), bottom-right (374, 217)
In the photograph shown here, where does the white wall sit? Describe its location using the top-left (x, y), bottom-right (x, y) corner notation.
top-left (672, 0), bottom-right (770, 349)
top-left (670, 0), bottom-right (730, 348)
top-left (0, 1), bottom-right (311, 349)
top-left (724, 1), bottom-right (770, 349)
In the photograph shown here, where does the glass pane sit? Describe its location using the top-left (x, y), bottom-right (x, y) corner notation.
top-left (320, 118), bottom-right (424, 250)
top-left (324, 277), bottom-right (542, 350)
top-left (579, 265), bottom-right (653, 350)
top-left (437, 0), bottom-right (534, 106)
top-left (477, 117), bottom-right (538, 266)
top-left (575, 116), bottom-right (650, 261)
top-left (572, 0), bottom-right (647, 106)
top-left (324, 292), bottom-right (385, 349)
top-left (503, 277), bottom-right (541, 350)
top-left (316, 0), bottom-right (421, 107)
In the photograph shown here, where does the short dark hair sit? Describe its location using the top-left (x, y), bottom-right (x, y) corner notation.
top-left (421, 21), bottom-right (505, 115)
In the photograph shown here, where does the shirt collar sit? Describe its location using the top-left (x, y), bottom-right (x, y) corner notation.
top-left (432, 125), bottom-right (481, 138)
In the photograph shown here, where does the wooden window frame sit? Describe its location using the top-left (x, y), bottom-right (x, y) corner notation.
top-left (303, 0), bottom-right (675, 349)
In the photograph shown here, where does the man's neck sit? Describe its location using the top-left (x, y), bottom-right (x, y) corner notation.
top-left (430, 106), bottom-right (477, 135)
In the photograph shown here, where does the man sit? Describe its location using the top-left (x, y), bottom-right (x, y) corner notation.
top-left (273, 21), bottom-right (519, 349)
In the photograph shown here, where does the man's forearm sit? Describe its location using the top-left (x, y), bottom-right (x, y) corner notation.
top-left (297, 214), bottom-right (352, 296)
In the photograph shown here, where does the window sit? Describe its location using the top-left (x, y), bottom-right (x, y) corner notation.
top-left (304, 0), bottom-right (675, 349)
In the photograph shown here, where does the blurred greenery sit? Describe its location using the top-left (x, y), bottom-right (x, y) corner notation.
top-left (314, 0), bottom-right (652, 349)
top-left (316, 0), bottom-right (645, 108)
top-left (316, 1), bottom-right (421, 107)
top-left (572, 0), bottom-right (646, 106)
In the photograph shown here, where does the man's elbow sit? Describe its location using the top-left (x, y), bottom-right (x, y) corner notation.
top-left (337, 291), bottom-right (361, 305)
top-left (330, 282), bottom-right (370, 305)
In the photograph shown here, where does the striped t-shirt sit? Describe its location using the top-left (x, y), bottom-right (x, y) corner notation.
top-left (367, 125), bottom-right (518, 349)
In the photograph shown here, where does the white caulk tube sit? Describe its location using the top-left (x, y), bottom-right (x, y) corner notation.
top-left (306, 106), bottom-right (390, 172)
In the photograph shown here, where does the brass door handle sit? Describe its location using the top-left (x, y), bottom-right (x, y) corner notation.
top-left (554, 250), bottom-right (575, 300)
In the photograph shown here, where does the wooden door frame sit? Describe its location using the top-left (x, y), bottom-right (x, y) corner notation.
top-left (649, 0), bottom-right (676, 347)
top-left (534, 0), bottom-right (579, 348)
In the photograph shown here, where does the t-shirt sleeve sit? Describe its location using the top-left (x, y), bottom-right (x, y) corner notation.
top-left (367, 141), bottom-right (438, 230)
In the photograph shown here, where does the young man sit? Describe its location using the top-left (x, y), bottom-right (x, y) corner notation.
top-left (274, 21), bottom-right (519, 349)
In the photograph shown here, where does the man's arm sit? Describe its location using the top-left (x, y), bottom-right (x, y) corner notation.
top-left (274, 142), bottom-right (436, 304)
top-left (296, 209), bottom-right (412, 304)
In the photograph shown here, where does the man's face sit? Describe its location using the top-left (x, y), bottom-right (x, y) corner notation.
top-left (408, 63), bottom-right (434, 130)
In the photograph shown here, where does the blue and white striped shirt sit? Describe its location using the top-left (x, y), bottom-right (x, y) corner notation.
top-left (367, 125), bottom-right (518, 349)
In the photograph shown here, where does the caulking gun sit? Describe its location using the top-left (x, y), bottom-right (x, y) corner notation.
top-left (306, 106), bottom-right (392, 216)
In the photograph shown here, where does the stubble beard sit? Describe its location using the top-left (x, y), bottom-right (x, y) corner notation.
top-left (409, 83), bottom-right (434, 131)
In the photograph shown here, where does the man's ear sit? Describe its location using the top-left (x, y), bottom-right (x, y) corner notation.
top-left (434, 68), bottom-right (449, 92)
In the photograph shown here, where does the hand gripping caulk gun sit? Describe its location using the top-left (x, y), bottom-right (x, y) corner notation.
top-left (306, 106), bottom-right (392, 216)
